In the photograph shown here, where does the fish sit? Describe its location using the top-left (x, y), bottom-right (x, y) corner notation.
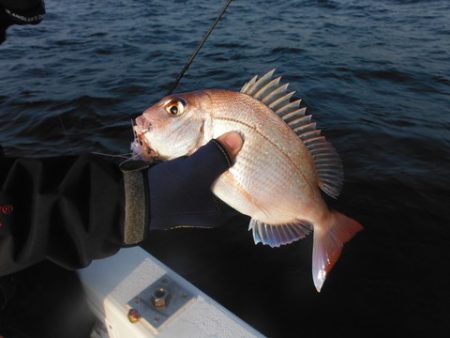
top-left (132, 69), bottom-right (363, 291)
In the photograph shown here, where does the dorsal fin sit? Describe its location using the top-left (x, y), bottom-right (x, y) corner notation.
top-left (240, 75), bottom-right (258, 94)
top-left (262, 83), bottom-right (289, 104)
top-left (244, 69), bottom-right (276, 96)
top-left (240, 70), bottom-right (344, 198)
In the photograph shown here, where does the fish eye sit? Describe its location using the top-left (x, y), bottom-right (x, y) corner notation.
top-left (165, 98), bottom-right (185, 116)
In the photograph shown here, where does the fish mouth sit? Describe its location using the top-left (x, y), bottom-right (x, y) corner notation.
top-left (132, 118), bottom-right (159, 160)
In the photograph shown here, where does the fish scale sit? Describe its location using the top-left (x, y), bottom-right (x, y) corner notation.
top-left (227, 142), bottom-right (302, 220)
top-left (210, 92), bottom-right (317, 222)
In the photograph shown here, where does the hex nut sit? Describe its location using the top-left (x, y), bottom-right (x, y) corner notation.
top-left (151, 288), bottom-right (169, 308)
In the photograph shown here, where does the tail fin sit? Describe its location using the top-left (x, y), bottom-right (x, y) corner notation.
top-left (312, 211), bottom-right (363, 292)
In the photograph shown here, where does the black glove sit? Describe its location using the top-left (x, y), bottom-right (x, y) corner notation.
top-left (148, 138), bottom-right (239, 230)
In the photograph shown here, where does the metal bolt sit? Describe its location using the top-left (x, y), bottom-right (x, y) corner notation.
top-left (151, 287), bottom-right (169, 308)
top-left (128, 308), bottom-right (141, 323)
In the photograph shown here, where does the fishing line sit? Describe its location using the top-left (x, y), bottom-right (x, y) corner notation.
top-left (58, 0), bottom-right (234, 156)
top-left (167, 0), bottom-right (234, 95)
top-left (90, 152), bottom-right (133, 159)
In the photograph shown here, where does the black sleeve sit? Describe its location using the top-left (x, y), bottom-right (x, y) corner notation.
top-left (0, 154), bottom-right (130, 276)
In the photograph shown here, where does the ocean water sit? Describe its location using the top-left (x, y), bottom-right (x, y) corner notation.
top-left (1, 0), bottom-right (449, 336)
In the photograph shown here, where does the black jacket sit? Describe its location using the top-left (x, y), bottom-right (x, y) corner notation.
top-left (0, 154), bottom-right (132, 276)
top-left (0, 139), bottom-right (237, 277)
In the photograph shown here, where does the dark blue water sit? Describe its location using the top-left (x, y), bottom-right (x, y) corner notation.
top-left (1, 0), bottom-right (450, 336)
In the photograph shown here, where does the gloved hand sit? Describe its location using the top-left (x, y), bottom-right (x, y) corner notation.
top-left (148, 132), bottom-right (243, 230)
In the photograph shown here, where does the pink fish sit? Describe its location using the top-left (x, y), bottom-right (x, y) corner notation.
top-left (133, 70), bottom-right (362, 291)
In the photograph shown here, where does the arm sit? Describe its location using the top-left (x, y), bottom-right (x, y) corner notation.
top-left (0, 154), bottom-right (124, 275)
top-left (0, 133), bottom-right (243, 276)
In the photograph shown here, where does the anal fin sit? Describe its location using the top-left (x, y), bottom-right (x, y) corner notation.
top-left (249, 219), bottom-right (312, 248)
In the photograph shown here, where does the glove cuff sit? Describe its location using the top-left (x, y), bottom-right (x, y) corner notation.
top-left (120, 160), bottom-right (150, 245)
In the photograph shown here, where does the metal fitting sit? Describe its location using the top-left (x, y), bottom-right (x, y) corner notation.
top-left (151, 288), bottom-right (169, 308)
top-left (128, 308), bottom-right (141, 323)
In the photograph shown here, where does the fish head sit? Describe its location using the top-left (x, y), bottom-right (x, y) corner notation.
top-left (132, 91), bottom-right (212, 161)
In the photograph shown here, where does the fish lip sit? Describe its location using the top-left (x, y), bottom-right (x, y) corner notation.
top-left (133, 117), bottom-right (153, 146)
top-left (132, 124), bottom-right (160, 159)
